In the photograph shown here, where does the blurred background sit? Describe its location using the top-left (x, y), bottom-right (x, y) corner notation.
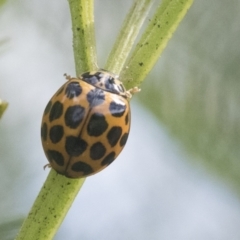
top-left (1, 0), bottom-right (240, 239)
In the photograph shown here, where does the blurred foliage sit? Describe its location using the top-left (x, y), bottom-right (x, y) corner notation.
top-left (0, 0), bottom-right (8, 117)
top-left (0, 100), bottom-right (8, 118)
top-left (0, 218), bottom-right (23, 240)
top-left (139, 0), bottom-right (240, 193)
top-left (0, 0), bottom-right (7, 7)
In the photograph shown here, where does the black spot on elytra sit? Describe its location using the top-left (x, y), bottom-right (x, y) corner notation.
top-left (47, 150), bottom-right (64, 166)
top-left (41, 122), bottom-right (48, 141)
top-left (101, 152), bottom-right (116, 166)
top-left (44, 101), bottom-right (52, 115)
top-left (107, 126), bottom-right (122, 147)
top-left (109, 101), bottom-right (126, 117)
top-left (49, 125), bottom-right (64, 143)
top-left (65, 136), bottom-right (88, 156)
top-left (87, 89), bottom-right (105, 107)
top-left (65, 81), bottom-right (82, 99)
top-left (125, 114), bottom-right (129, 125)
top-left (87, 113), bottom-right (108, 136)
top-left (120, 133), bottom-right (129, 147)
top-left (49, 101), bottom-right (63, 122)
top-left (71, 161), bottom-right (93, 175)
top-left (65, 105), bottom-right (85, 129)
top-left (90, 142), bottom-right (106, 160)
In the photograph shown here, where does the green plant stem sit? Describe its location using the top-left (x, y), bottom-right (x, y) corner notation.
top-left (105, 0), bottom-right (153, 75)
top-left (15, 170), bottom-right (85, 240)
top-left (121, 0), bottom-right (193, 89)
top-left (16, 0), bottom-right (98, 239)
top-left (68, 0), bottom-right (97, 76)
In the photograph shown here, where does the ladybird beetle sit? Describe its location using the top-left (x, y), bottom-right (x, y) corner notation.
top-left (41, 70), bottom-right (139, 178)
